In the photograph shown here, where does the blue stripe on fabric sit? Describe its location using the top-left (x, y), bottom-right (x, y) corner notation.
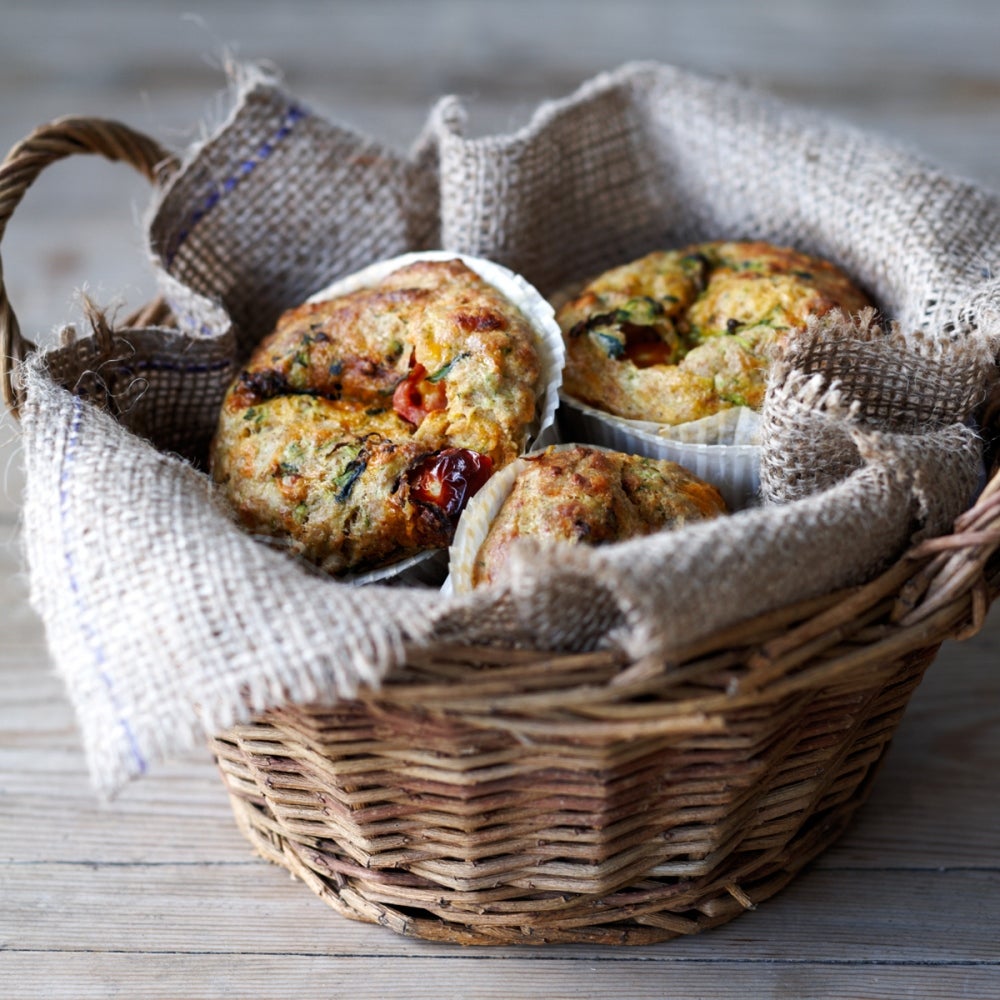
top-left (163, 104), bottom-right (308, 267)
top-left (60, 396), bottom-right (148, 775)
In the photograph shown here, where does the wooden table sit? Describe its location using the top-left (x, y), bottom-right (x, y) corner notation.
top-left (2, 3), bottom-right (999, 997)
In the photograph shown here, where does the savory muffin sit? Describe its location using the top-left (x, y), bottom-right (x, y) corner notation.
top-left (468, 445), bottom-right (728, 587)
top-left (558, 241), bottom-right (872, 425)
top-left (211, 257), bottom-right (547, 576)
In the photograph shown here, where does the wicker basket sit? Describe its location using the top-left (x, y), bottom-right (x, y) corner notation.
top-left (3, 117), bottom-right (1000, 947)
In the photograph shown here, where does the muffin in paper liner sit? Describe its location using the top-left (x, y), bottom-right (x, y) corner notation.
top-left (556, 395), bottom-right (760, 511)
top-left (550, 240), bottom-right (879, 511)
top-left (301, 251), bottom-right (566, 586)
top-left (549, 272), bottom-right (763, 510)
top-left (443, 442), bottom-right (729, 595)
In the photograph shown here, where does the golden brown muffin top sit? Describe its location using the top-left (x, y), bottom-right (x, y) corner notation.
top-left (211, 259), bottom-right (543, 575)
top-left (557, 241), bottom-right (873, 425)
top-left (471, 445), bottom-right (728, 586)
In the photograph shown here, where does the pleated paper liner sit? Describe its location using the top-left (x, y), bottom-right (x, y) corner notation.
top-left (556, 393), bottom-right (761, 511)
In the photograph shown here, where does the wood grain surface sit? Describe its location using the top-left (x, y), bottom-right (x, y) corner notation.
top-left (2, 3), bottom-right (999, 998)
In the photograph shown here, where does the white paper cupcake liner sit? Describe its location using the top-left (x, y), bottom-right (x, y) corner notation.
top-left (556, 395), bottom-right (760, 512)
top-left (342, 548), bottom-right (450, 588)
top-left (443, 446), bottom-right (561, 596)
top-left (306, 251), bottom-right (566, 587)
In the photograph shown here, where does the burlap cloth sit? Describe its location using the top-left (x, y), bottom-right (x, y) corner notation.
top-left (16, 62), bottom-right (1000, 795)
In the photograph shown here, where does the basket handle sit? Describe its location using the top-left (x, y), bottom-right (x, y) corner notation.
top-left (0, 116), bottom-right (179, 418)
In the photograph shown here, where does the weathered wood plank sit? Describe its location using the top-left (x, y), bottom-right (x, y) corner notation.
top-left (816, 631), bottom-right (1000, 869)
top-left (0, 538), bottom-right (40, 649)
top-left (0, 953), bottom-right (996, 1000)
top-left (1, 862), bottom-right (998, 962)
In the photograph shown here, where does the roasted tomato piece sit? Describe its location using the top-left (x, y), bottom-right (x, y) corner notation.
top-left (392, 356), bottom-right (448, 426)
top-left (408, 448), bottom-right (494, 520)
top-left (622, 323), bottom-right (679, 367)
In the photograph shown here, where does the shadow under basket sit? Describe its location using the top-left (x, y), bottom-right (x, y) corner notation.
top-left (209, 565), bottom-right (975, 945)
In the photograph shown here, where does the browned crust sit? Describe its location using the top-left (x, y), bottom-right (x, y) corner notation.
top-left (211, 259), bottom-right (543, 575)
top-left (472, 445), bottom-right (728, 586)
top-left (557, 241), bottom-right (873, 425)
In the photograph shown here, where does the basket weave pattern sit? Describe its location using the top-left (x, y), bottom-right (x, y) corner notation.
top-left (211, 450), bottom-right (999, 943)
top-left (212, 634), bottom-right (941, 944)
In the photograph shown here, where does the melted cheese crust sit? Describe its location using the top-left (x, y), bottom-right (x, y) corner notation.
top-left (212, 259), bottom-right (542, 575)
top-left (557, 241), bottom-right (872, 425)
top-left (472, 445), bottom-right (728, 586)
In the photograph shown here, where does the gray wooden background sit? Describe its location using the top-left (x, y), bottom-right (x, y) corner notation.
top-left (2, 3), bottom-right (999, 998)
